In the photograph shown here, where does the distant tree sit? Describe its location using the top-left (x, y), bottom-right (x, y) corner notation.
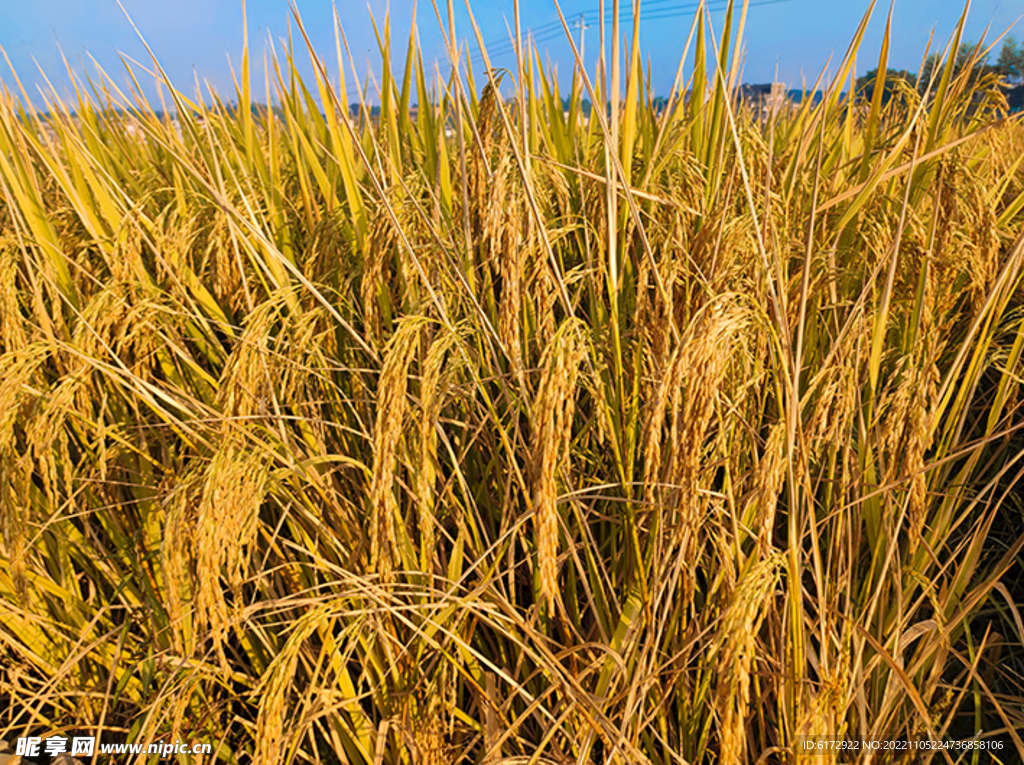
top-left (856, 68), bottom-right (917, 104)
top-left (955, 41), bottom-right (986, 73)
top-left (996, 36), bottom-right (1024, 82)
top-left (918, 41), bottom-right (985, 93)
top-left (918, 53), bottom-right (938, 91)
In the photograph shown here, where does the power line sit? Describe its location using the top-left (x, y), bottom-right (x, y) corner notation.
top-left (476, 0), bottom-right (715, 50)
top-left (469, 0), bottom-right (792, 64)
top-left (469, 0), bottom-right (743, 59)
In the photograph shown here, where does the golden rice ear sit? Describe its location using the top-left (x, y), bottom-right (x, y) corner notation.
top-left (713, 554), bottom-right (781, 765)
top-left (875, 352), bottom-right (939, 555)
top-left (0, 237), bottom-right (30, 352)
top-left (642, 301), bottom-right (746, 596)
top-left (253, 604), bottom-right (327, 765)
top-left (194, 437), bottom-right (269, 650)
top-left (402, 668), bottom-right (451, 765)
top-left (362, 206), bottom-right (397, 345)
top-left (417, 325), bottom-right (461, 575)
top-left (531, 319), bottom-right (587, 610)
top-left (370, 316), bottom-right (427, 581)
top-left (751, 421), bottom-right (786, 555)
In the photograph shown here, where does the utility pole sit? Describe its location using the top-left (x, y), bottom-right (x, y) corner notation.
top-left (574, 13), bottom-right (590, 62)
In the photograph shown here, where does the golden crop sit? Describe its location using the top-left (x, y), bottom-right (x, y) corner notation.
top-left (1, 1), bottom-right (1023, 762)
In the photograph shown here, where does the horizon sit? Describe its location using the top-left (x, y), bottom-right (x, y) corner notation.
top-left (1, 0), bottom-right (1021, 107)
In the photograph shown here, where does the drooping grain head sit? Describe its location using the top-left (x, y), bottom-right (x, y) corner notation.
top-left (417, 326), bottom-right (460, 573)
top-left (194, 439), bottom-right (269, 648)
top-left (714, 554), bottom-right (781, 765)
top-left (370, 318), bottom-right (425, 580)
top-left (0, 237), bottom-right (29, 353)
top-left (531, 319), bottom-right (587, 609)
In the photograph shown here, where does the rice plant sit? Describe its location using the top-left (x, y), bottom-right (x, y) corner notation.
top-left (1, 0), bottom-right (1024, 762)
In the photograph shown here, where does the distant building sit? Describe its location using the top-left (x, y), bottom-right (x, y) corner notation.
top-left (739, 82), bottom-right (789, 117)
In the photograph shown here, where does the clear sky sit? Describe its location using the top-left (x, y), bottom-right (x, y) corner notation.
top-left (0, 1), bottom-right (1020, 106)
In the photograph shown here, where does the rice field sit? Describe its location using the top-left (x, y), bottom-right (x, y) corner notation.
top-left (2, 0), bottom-right (1024, 762)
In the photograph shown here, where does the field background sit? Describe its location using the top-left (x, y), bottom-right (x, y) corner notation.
top-left (2, 1), bottom-right (1024, 762)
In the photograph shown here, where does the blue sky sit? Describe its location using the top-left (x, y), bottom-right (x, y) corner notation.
top-left (0, 1), bottom-right (1019, 106)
